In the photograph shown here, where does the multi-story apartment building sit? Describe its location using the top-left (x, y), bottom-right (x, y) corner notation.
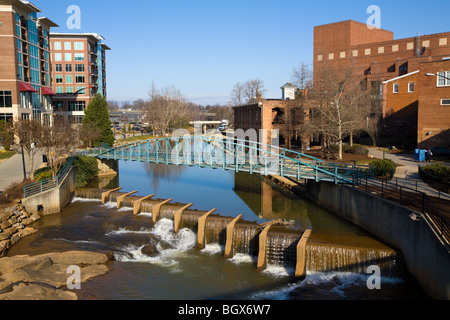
top-left (0, 0), bottom-right (58, 125)
top-left (49, 33), bottom-right (110, 124)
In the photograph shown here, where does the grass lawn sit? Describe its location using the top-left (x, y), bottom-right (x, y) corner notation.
top-left (115, 134), bottom-right (156, 144)
top-left (0, 150), bottom-right (15, 161)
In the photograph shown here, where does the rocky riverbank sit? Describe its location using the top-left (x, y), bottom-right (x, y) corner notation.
top-left (0, 203), bottom-right (41, 258)
top-left (0, 203), bottom-right (113, 300)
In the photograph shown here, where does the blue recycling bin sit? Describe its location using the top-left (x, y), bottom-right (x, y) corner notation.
top-left (415, 149), bottom-right (426, 162)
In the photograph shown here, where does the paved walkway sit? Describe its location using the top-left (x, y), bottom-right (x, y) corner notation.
top-left (0, 150), bottom-right (44, 193)
top-left (368, 148), bottom-right (450, 201)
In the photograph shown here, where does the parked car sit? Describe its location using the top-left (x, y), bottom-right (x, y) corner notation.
top-left (218, 124), bottom-right (227, 132)
top-left (430, 147), bottom-right (450, 157)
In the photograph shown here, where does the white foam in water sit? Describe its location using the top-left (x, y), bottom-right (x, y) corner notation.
top-left (72, 197), bottom-right (101, 203)
top-left (228, 253), bottom-right (254, 265)
top-left (201, 243), bottom-right (223, 256)
top-left (261, 265), bottom-right (294, 278)
top-left (111, 219), bottom-right (197, 271)
top-left (251, 271), bottom-right (405, 300)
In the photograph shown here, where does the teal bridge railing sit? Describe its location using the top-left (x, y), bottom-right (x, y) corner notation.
top-left (23, 157), bottom-right (75, 199)
top-left (81, 136), bottom-right (375, 185)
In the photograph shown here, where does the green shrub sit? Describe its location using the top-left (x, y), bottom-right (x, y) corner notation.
top-left (35, 168), bottom-right (53, 182)
top-left (347, 144), bottom-right (369, 156)
top-left (370, 159), bottom-right (397, 177)
top-left (421, 164), bottom-right (450, 183)
top-left (74, 156), bottom-right (99, 188)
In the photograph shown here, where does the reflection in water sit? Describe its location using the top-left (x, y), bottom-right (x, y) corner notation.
top-left (40, 160), bottom-right (429, 300)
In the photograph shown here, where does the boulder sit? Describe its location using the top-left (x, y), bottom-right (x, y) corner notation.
top-left (141, 243), bottom-right (159, 257)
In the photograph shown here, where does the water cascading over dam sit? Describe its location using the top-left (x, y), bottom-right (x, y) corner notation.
top-left (74, 188), bottom-right (403, 279)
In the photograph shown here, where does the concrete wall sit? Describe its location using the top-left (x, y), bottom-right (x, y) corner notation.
top-left (22, 167), bottom-right (77, 216)
top-left (97, 159), bottom-right (118, 176)
top-left (306, 180), bottom-right (450, 300)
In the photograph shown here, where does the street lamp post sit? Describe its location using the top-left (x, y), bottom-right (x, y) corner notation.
top-left (20, 140), bottom-right (26, 181)
top-left (425, 73), bottom-right (450, 81)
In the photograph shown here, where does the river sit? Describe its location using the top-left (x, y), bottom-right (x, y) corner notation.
top-left (7, 161), bottom-right (430, 300)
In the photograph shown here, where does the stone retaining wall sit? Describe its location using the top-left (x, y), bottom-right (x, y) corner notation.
top-left (0, 204), bottom-right (41, 257)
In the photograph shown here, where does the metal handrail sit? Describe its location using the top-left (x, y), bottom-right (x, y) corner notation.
top-left (356, 176), bottom-right (449, 245)
top-left (23, 157), bottom-right (75, 199)
top-left (80, 136), bottom-right (375, 185)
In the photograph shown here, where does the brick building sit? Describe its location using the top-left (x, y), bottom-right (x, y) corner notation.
top-left (49, 33), bottom-right (110, 124)
top-left (417, 60), bottom-right (450, 148)
top-left (233, 83), bottom-right (305, 146)
top-left (314, 20), bottom-right (450, 148)
top-left (0, 0), bottom-right (58, 124)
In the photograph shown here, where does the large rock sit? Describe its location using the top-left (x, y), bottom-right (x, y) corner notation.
top-left (0, 251), bottom-right (113, 300)
top-left (141, 243), bottom-right (159, 257)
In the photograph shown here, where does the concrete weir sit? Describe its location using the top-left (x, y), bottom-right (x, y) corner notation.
top-left (75, 188), bottom-right (313, 278)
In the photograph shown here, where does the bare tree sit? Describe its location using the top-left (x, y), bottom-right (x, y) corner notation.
top-left (230, 79), bottom-right (267, 105)
top-left (292, 63), bottom-right (313, 92)
top-left (311, 63), bottom-right (371, 160)
top-left (146, 82), bottom-right (190, 136)
top-left (9, 119), bottom-right (44, 180)
top-left (38, 118), bottom-right (79, 177)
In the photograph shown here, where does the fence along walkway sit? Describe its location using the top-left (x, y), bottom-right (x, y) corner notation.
top-left (23, 157), bottom-right (75, 199)
top-left (355, 176), bottom-right (450, 247)
top-left (83, 136), bottom-right (375, 186)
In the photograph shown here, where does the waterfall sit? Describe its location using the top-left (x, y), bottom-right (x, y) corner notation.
top-left (306, 243), bottom-right (404, 278)
top-left (266, 233), bottom-right (299, 268)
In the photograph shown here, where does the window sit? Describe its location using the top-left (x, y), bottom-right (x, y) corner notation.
top-left (65, 53), bottom-right (72, 61)
top-left (75, 86), bottom-right (86, 95)
top-left (75, 64), bottom-right (85, 72)
top-left (437, 71), bottom-right (450, 87)
top-left (64, 42), bottom-right (71, 50)
top-left (0, 91), bottom-right (12, 108)
top-left (441, 99), bottom-right (450, 105)
top-left (0, 113), bottom-right (13, 123)
top-left (66, 86), bottom-right (73, 94)
top-left (54, 53), bottom-right (62, 61)
top-left (68, 101), bottom-right (86, 112)
top-left (55, 64), bottom-right (62, 72)
top-left (53, 101), bottom-right (64, 111)
top-left (53, 42), bottom-right (61, 50)
top-left (56, 86), bottom-right (64, 95)
top-left (74, 53), bottom-right (85, 61)
top-left (65, 64), bottom-right (72, 72)
top-left (408, 82), bottom-right (415, 93)
top-left (75, 75), bottom-right (85, 84)
top-left (393, 83), bottom-right (399, 94)
top-left (66, 75), bottom-right (73, 84)
top-left (74, 42), bottom-right (84, 50)
top-left (55, 74), bottom-right (63, 84)
top-left (365, 48), bottom-right (371, 55)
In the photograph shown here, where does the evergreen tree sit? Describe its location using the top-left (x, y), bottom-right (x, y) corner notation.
top-left (82, 94), bottom-right (114, 148)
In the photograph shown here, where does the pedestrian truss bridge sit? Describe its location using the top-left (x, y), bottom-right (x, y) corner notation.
top-left (82, 136), bottom-right (375, 185)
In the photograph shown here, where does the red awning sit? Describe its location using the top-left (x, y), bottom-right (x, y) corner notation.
top-left (19, 82), bottom-right (37, 93)
top-left (41, 86), bottom-right (57, 96)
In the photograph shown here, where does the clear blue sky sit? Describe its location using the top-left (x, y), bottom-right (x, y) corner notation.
top-left (35, 0), bottom-right (449, 105)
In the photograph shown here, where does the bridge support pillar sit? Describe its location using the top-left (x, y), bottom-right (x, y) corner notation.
top-left (196, 209), bottom-right (217, 249)
top-left (224, 214), bottom-right (243, 259)
top-left (97, 159), bottom-right (119, 176)
top-left (295, 229), bottom-right (312, 280)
